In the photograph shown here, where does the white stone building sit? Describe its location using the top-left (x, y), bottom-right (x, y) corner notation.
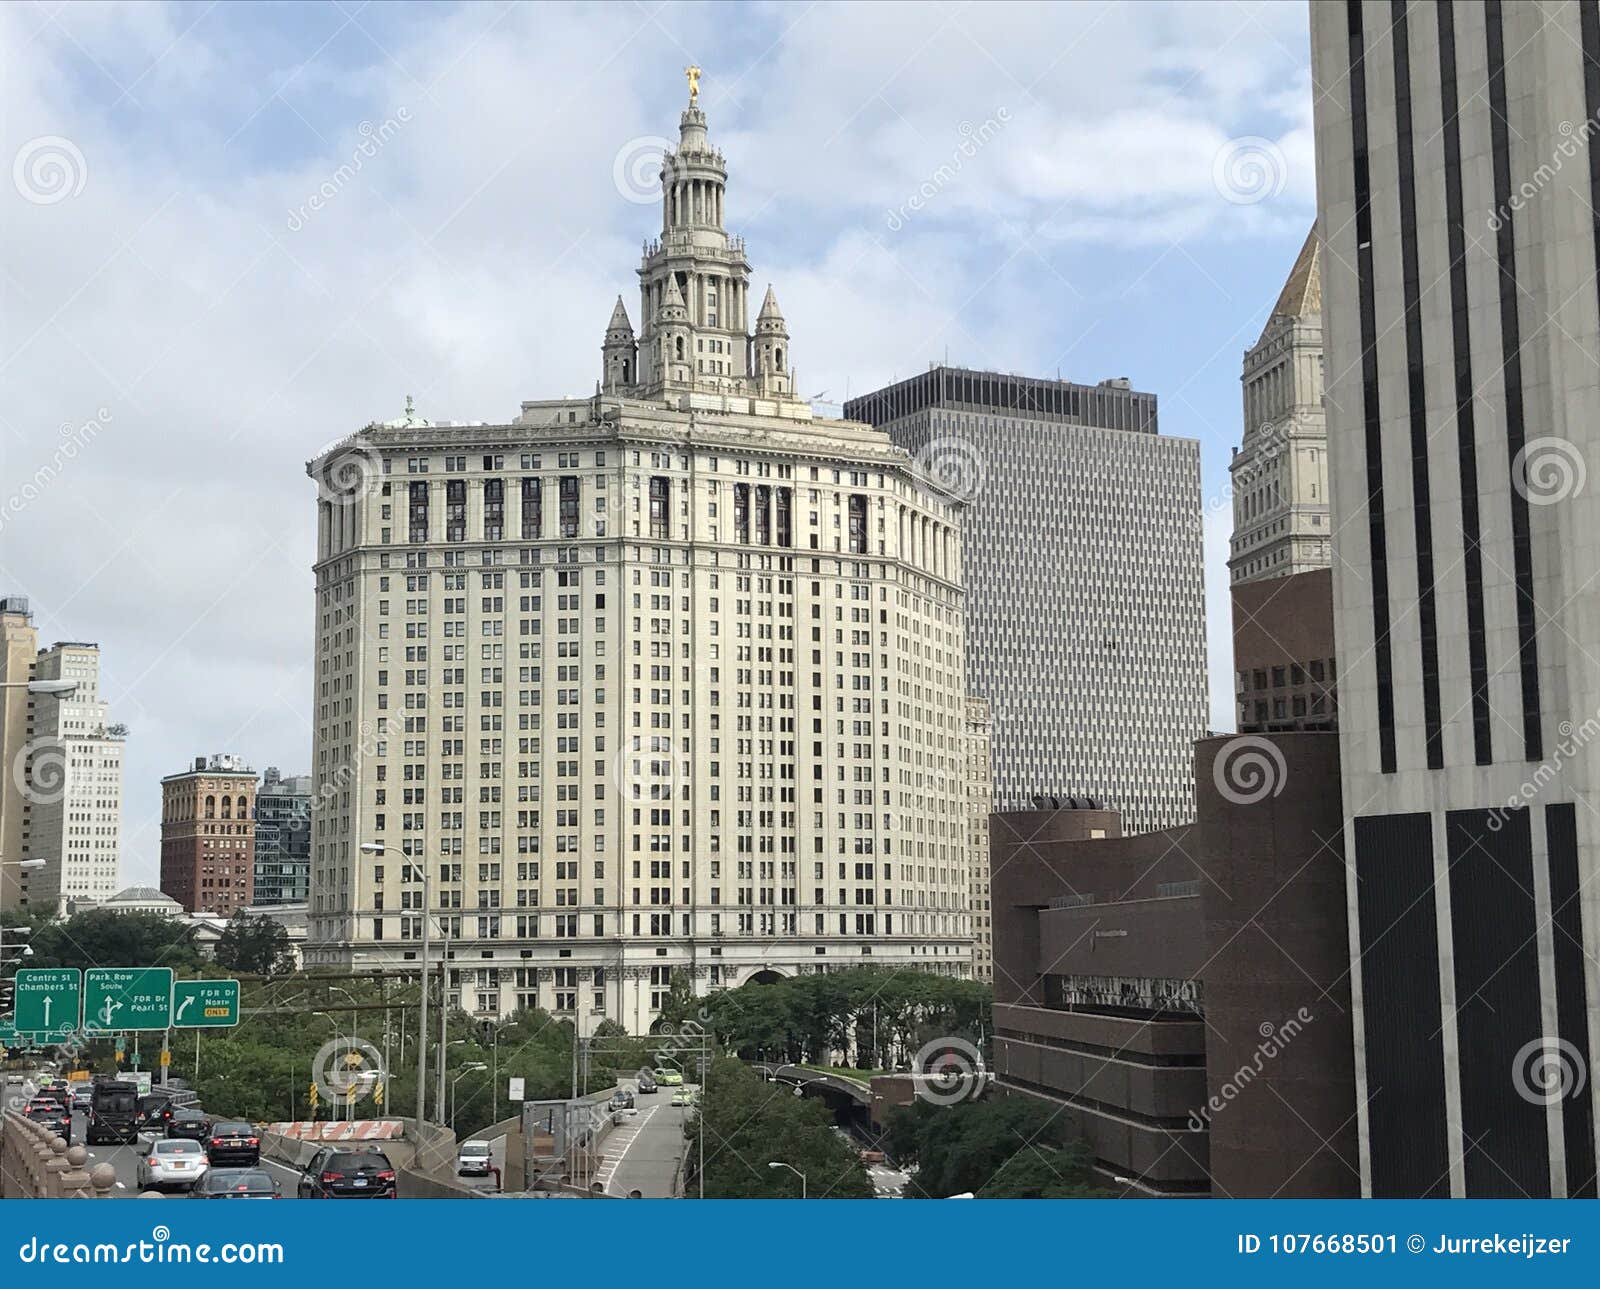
top-left (305, 78), bottom-right (974, 1030)
top-left (1229, 228), bottom-right (1332, 584)
top-left (21, 641), bottom-right (124, 913)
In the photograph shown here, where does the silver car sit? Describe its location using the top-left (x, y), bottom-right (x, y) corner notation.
top-left (138, 1138), bottom-right (209, 1192)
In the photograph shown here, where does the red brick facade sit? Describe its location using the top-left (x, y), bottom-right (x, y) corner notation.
top-left (159, 758), bottom-right (257, 916)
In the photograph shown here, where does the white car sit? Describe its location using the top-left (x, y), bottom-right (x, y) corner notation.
top-left (456, 1141), bottom-right (493, 1176)
top-left (138, 1138), bottom-right (209, 1191)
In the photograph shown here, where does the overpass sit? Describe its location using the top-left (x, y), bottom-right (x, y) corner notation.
top-left (746, 1062), bottom-right (873, 1108)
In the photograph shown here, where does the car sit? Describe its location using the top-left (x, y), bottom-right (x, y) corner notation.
top-left (70, 1086), bottom-right (93, 1112)
top-left (205, 1120), bottom-right (261, 1167)
top-left (609, 1089), bottom-right (635, 1110)
top-left (656, 1068), bottom-right (684, 1086)
top-left (138, 1138), bottom-right (209, 1192)
top-left (456, 1140), bottom-right (493, 1176)
top-left (191, 1167), bottom-right (280, 1199)
top-left (23, 1096), bottom-right (71, 1144)
top-left (636, 1071), bottom-right (657, 1094)
top-left (165, 1106), bottom-right (212, 1142)
top-left (135, 1093), bottom-right (176, 1132)
top-left (297, 1148), bottom-right (397, 1198)
top-left (670, 1088), bottom-right (690, 1107)
top-left (87, 1079), bottom-right (140, 1144)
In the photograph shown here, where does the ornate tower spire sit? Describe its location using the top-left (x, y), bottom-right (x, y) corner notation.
top-left (753, 284), bottom-right (793, 396)
top-left (619, 70), bottom-right (802, 408)
top-left (601, 295), bottom-right (637, 392)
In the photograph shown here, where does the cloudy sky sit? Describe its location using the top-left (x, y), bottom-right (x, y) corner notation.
top-left (0, 0), bottom-right (1315, 887)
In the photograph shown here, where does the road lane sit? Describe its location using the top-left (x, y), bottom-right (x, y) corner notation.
top-left (74, 1110), bottom-right (301, 1198)
top-left (604, 1084), bottom-right (694, 1197)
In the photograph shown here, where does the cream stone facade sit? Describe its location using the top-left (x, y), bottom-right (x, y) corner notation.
top-left (306, 82), bottom-right (974, 1030)
top-left (1229, 228), bottom-right (1331, 585)
top-left (25, 642), bottom-right (124, 912)
top-left (0, 597), bottom-right (39, 910)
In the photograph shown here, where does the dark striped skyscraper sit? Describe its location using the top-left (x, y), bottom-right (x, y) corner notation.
top-left (1313, 0), bottom-right (1600, 1199)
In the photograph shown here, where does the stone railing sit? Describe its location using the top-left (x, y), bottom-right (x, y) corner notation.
top-left (0, 1111), bottom-right (117, 1199)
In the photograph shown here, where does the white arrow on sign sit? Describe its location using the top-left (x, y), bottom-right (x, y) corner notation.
top-left (175, 996), bottom-right (193, 1022)
top-left (41, 998), bottom-right (50, 1029)
top-left (99, 998), bottom-right (120, 1028)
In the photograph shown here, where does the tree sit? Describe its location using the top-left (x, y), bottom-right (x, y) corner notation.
top-left (977, 1143), bottom-right (1106, 1198)
top-left (215, 912), bottom-right (293, 976)
top-left (687, 1056), bottom-right (873, 1198)
top-left (654, 969), bottom-right (699, 1031)
top-left (701, 967), bottom-right (992, 1070)
top-left (27, 909), bottom-right (203, 972)
top-left (886, 1095), bottom-right (1104, 1198)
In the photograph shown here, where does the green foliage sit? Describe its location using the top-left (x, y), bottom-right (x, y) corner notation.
top-left (886, 1095), bottom-right (1105, 1198)
top-left (215, 913), bottom-right (293, 977)
top-left (654, 969), bottom-right (699, 1030)
top-left (977, 1144), bottom-right (1106, 1198)
top-left (700, 967), bottom-right (991, 1071)
top-left (688, 1056), bottom-right (873, 1198)
top-left (26, 909), bottom-right (204, 972)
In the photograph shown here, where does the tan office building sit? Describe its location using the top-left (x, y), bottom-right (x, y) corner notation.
top-left (304, 79), bottom-right (975, 1031)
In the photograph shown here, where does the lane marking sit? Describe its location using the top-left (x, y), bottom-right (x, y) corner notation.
top-left (597, 1106), bottom-right (659, 1195)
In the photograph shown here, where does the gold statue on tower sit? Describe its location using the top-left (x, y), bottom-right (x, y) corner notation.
top-left (686, 64), bottom-right (701, 105)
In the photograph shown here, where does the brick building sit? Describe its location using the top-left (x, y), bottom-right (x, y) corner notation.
top-left (159, 754), bottom-right (258, 916)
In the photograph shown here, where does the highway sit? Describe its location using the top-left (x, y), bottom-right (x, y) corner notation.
top-left (594, 1082), bottom-right (695, 1197)
top-left (70, 1110), bottom-right (304, 1198)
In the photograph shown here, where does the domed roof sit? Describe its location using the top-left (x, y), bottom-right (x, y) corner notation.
top-left (105, 885), bottom-right (181, 906)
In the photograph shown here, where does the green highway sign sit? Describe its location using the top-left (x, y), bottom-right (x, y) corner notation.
top-left (172, 979), bottom-right (240, 1029)
top-left (0, 1023), bottom-right (20, 1048)
top-left (13, 968), bottom-right (80, 1039)
top-left (84, 967), bottom-right (172, 1032)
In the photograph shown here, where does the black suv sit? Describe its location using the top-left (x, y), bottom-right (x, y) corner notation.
top-left (206, 1121), bottom-right (261, 1167)
top-left (165, 1106), bottom-right (212, 1142)
top-left (23, 1096), bottom-right (71, 1144)
top-left (135, 1093), bottom-right (176, 1132)
top-left (298, 1148), bottom-right (397, 1198)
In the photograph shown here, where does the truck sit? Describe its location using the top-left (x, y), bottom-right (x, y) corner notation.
top-left (86, 1078), bottom-right (141, 1145)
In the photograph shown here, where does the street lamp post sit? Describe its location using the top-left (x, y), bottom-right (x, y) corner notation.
top-left (0, 858), bottom-right (47, 892)
top-left (450, 1062), bottom-right (486, 1132)
top-left (328, 987), bottom-right (361, 1121)
top-left (0, 680), bottom-right (78, 695)
top-left (362, 842), bottom-right (428, 1125)
top-left (435, 915), bottom-right (454, 1119)
top-left (308, 1012), bottom-right (335, 1119)
top-left (767, 1160), bottom-right (807, 1199)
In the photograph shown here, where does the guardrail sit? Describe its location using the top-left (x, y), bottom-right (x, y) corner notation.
top-left (0, 1111), bottom-right (118, 1199)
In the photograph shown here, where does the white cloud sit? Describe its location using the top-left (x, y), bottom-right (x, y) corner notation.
top-left (0, 1), bottom-right (1304, 881)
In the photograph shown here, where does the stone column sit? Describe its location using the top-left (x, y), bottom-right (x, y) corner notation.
top-left (59, 1145), bottom-right (92, 1198)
